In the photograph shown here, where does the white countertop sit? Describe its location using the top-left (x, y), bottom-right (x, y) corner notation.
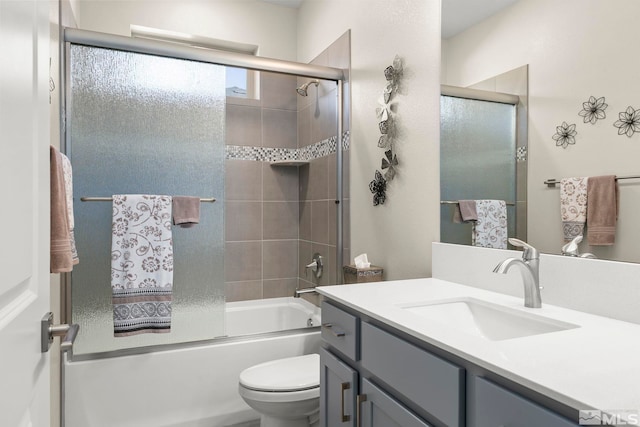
top-left (317, 278), bottom-right (640, 419)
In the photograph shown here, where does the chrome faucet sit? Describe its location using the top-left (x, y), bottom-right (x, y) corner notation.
top-left (561, 235), bottom-right (596, 259)
top-left (493, 238), bottom-right (542, 308)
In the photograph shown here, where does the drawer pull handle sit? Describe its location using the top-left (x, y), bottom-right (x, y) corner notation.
top-left (322, 323), bottom-right (346, 337)
top-left (340, 382), bottom-right (351, 422)
top-left (356, 394), bottom-right (367, 427)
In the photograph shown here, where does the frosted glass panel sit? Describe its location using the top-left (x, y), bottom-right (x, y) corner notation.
top-left (69, 45), bottom-right (226, 354)
top-left (440, 96), bottom-right (516, 245)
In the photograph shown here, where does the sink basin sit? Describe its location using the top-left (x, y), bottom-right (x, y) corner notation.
top-left (398, 298), bottom-right (579, 341)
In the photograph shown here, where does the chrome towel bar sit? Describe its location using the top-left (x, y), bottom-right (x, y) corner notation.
top-left (544, 175), bottom-right (640, 187)
top-left (80, 196), bottom-right (216, 203)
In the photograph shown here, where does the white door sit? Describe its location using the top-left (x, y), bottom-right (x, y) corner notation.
top-left (0, 0), bottom-right (52, 426)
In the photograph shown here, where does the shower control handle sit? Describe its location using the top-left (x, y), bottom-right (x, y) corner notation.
top-left (305, 253), bottom-right (323, 279)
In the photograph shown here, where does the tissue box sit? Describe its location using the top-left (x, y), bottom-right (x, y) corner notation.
top-left (343, 265), bottom-right (383, 284)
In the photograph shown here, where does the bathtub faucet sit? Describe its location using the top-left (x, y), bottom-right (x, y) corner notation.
top-left (294, 287), bottom-right (318, 298)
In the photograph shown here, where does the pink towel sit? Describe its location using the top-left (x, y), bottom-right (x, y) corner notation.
top-left (172, 196), bottom-right (200, 228)
top-left (587, 175), bottom-right (618, 246)
top-left (50, 146), bottom-right (74, 273)
top-left (60, 152), bottom-right (79, 265)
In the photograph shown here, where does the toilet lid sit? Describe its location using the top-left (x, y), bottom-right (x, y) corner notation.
top-left (239, 353), bottom-right (319, 392)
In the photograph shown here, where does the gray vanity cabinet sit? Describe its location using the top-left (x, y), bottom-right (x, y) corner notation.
top-left (321, 299), bottom-right (581, 427)
top-left (321, 301), bottom-right (448, 426)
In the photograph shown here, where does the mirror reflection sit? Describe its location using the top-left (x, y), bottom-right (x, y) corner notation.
top-left (441, 0), bottom-right (640, 263)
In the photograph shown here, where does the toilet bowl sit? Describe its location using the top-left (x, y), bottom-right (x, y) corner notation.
top-left (238, 353), bottom-right (320, 427)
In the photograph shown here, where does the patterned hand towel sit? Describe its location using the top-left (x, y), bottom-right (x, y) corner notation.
top-left (560, 177), bottom-right (588, 241)
top-left (473, 200), bottom-right (507, 249)
top-left (111, 195), bottom-right (173, 337)
top-left (50, 146), bottom-right (74, 273)
top-left (60, 152), bottom-right (79, 265)
top-left (587, 175), bottom-right (618, 246)
top-left (172, 196), bottom-right (200, 228)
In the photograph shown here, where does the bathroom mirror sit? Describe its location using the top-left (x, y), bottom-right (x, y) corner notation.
top-left (441, 0), bottom-right (640, 264)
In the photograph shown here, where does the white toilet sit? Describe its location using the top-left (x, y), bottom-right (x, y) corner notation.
top-left (238, 353), bottom-right (320, 427)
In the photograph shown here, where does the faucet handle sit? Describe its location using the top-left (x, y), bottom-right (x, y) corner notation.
top-left (561, 235), bottom-right (582, 256)
top-left (508, 238), bottom-right (540, 260)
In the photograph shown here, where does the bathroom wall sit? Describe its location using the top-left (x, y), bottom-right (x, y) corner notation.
top-left (225, 72), bottom-right (301, 301)
top-left (442, 0), bottom-right (640, 263)
top-left (297, 0), bottom-right (442, 279)
top-left (77, 0), bottom-right (297, 60)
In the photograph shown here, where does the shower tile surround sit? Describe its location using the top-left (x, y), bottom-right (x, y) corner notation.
top-left (224, 31), bottom-right (351, 303)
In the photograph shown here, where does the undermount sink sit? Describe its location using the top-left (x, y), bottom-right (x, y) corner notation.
top-left (398, 298), bottom-right (579, 341)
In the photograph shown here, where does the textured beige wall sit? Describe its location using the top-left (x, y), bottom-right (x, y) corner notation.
top-left (77, 0), bottom-right (298, 61)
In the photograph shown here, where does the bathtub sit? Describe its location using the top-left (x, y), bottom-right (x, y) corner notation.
top-left (64, 297), bottom-right (322, 427)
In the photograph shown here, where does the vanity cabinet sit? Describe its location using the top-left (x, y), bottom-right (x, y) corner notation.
top-left (321, 299), bottom-right (580, 427)
top-left (320, 301), bottom-right (454, 427)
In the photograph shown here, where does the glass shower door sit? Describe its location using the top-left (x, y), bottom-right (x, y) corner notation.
top-left (68, 45), bottom-right (226, 354)
top-left (440, 95), bottom-right (517, 246)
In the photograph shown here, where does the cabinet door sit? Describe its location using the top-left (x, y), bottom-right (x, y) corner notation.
top-left (361, 322), bottom-right (465, 426)
top-left (320, 347), bottom-right (357, 427)
top-left (472, 377), bottom-right (579, 427)
top-left (359, 379), bottom-right (433, 427)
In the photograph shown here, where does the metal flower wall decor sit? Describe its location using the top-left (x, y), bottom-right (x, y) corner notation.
top-left (554, 95), bottom-right (640, 148)
top-left (579, 96), bottom-right (608, 124)
top-left (613, 106), bottom-right (640, 137)
top-left (553, 121), bottom-right (578, 149)
top-left (369, 55), bottom-right (404, 206)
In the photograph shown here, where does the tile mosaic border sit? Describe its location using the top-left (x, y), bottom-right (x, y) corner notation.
top-left (226, 130), bottom-right (350, 162)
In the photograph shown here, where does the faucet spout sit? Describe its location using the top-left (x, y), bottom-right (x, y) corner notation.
top-left (493, 239), bottom-right (543, 308)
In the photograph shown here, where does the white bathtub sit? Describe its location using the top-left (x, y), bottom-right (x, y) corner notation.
top-left (225, 297), bottom-right (321, 336)
top-left (64, 297), bottom-right (322, 427)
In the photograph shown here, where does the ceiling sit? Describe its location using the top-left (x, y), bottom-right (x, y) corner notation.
top-left (260, 0), bottom-right (304, 8)
top-left (441, 0), bottom-right (520, 39)
top-left (258, 0), bottom-right (520, 39)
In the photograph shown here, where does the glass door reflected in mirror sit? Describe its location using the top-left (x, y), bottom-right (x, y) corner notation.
top-left (440, 94), bottom-right (519, 247)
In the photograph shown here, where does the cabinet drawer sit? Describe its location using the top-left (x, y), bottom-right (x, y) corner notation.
top-left (361, 322), bottom-right (465, 427)
top-left (472, 376), bottom-right (578, 427)
top-left (321, 301), bottom-right (359, 361)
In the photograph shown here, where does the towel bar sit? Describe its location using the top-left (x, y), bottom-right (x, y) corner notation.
top-left (544, 175), bottom-right (640, 187)
top-left (80, 196), bottom-right (216, 203)
top-left (440, 200), bottom-right (516, 206)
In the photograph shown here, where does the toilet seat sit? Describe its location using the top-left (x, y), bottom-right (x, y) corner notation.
top-left (239, 354), bottom-right (320, 392)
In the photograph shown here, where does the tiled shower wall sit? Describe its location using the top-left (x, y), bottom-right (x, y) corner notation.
top-left (298, 31), bottom-right (351, 295)
top-left (224, 31), bottom-right (351, 302)
top-left (224, 72), bottom-right (300, 302)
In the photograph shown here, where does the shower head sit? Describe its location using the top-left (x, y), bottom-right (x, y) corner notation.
top-left (296, 79), bottom-right (319, 97)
